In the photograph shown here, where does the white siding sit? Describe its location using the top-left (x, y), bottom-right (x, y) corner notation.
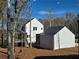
top-left (25, 18), bottom-right (44, 43)
top-left (54, 27), bottom-right (75, 50)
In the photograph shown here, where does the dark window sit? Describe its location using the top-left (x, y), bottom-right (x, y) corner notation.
top-left (41, 28), bottom-right (43, 30)
top-left (33, 27), bottom-right (37, 31)
top-left (27, 35), bottom-right (30, 38)
top-left (27, 35), bottom-right (28, 38)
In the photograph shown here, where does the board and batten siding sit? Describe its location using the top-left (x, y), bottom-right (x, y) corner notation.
top-left (54, 27), bottom-right (75, 50)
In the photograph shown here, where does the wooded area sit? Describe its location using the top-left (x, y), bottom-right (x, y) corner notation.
top-left (0, 0), bottom-right (79, 59)
top-left (41, 12), bottom-right (78, 38)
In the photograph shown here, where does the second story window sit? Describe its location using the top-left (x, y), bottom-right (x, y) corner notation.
top-left (33, 27), bottom-right (37, 31)
top-left (41, 28), bottom-right (43, 30)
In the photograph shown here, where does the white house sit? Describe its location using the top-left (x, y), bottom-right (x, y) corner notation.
top-left (25, 18), bottom-right (44, 43)
top-left (40, 26), bottom-right (75, 50)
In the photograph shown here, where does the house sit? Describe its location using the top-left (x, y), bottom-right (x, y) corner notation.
top-left (25, 18), bottom-right (44, 44)
top-left (39, 26), bottom-right (75, 50)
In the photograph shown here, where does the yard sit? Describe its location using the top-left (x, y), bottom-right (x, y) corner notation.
top-left (0, 47), bottom-right (79, 59)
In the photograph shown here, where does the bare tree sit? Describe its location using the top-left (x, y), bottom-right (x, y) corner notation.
top-left (7, 0), bottom-right (28, 59)
top-left (28, 0), bottom-right (32, 48)
top-left (0, 0), bottom-right (3, 19)
top-left (47, 9), bottom-right (53, 27)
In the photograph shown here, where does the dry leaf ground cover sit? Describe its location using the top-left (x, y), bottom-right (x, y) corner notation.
top-left (0, 47), bottom-right (79, 59)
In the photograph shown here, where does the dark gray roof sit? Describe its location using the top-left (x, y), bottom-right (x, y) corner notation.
top-left (45, 26), bottom-right (64, 35)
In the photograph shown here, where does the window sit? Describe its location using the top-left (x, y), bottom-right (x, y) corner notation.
top-left (27, 35), bottom-right (28, 38)
top-left (27, 35), bottom-right (30, 38)
top-left (41, 28), bottom-right (43, 30)
top-left (33, 27), bottom-right (37, 31)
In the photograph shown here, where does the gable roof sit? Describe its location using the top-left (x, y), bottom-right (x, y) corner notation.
top-left (21, 18), bottom-right (34, 24)
top-left (19, 18), bottom-right (40, 25)
top-left (45, 26), bottom-right (64, 35)
top-left (25, 18), bottom-right (42, 24)
top-left (20, 18), bottom-right (41, 31)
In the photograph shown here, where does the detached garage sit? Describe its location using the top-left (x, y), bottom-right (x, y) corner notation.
top-left (40, 26), bottom-right (75, 50)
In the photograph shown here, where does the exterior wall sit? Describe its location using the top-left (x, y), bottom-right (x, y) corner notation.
top-left (25, 18), bottom-right (44, 43)
top-left (40, 34), bottom-right (54, 49)
top-left (54, 27), bottom-right (75, 50)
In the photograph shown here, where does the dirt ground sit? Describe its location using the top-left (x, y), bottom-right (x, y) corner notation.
top-left (0, 47), bottom-right (79, 59)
